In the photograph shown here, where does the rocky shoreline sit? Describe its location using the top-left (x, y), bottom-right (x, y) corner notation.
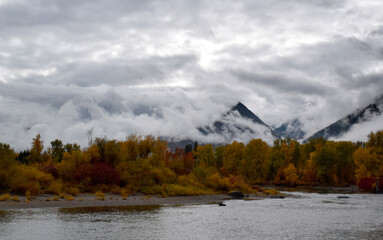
top-left (0, 193), bottom-right (285, 210)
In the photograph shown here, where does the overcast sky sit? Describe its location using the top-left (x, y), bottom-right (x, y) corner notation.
top-left (1, 0), bottom-right (383, 150)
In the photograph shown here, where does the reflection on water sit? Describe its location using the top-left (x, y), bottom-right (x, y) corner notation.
top-left (0, 192), bottom-right (383, 240)
top-left (0, 210), bottom-right (10, 222)
top-left (59, 205), bottom-right (162, 214)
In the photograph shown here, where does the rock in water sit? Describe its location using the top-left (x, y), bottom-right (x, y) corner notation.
top-left (218, 202), bottom-right (226, 206)
top-left (269, 195), bottom-right (285, 199)
top-left (337, 196), bottom-right (349, 199)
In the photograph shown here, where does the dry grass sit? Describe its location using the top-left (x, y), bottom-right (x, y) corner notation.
top-left (0, 193), bottom-right (11, 201)
top-left (64, 194), bottom-right (75, 201)
top-left (95, 191), bottom-right (105, 200)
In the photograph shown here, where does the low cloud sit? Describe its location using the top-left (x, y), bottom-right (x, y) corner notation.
top-left (1, 0), bottom-right (383, 150)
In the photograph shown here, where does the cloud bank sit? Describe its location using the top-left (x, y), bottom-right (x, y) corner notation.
top-left (1, 0), bottom-right (383, 150)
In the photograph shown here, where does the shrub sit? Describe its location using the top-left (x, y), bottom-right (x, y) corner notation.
top-left (95, 191), bottom-right (105, 200)
top-left (177, 174), bottom-right (204, 188)
top-left (92, 163), bottom-right (120, 185)
top-left (25, 190), bottom-right (32, 201)
top-left (0, 193), bottom-right (10, 201)
top-left (120, 189), bottom-right (129, 200)
top-left (8, 165), bottom-right (53, 194)
top-left (358, 178), bottom-right (375, 192)
top-left (161, 184), bottom-right (213, 197)
top-left (64, 186), bottom-right (80, 196)
top-left (53, 195), bottom-right (60, 201)
top-left (64, 194), bottom-right (74, 201)
top-left (46, 180), bottom-right (63, 195)
top-left (42, 164), bottom-right (59, 178)
top-left (205, 172), bottom-right (230, 191)
top-left (229, 175), bottom-right (252, 193)
top-left (73, 164), bottom-right (94, 182)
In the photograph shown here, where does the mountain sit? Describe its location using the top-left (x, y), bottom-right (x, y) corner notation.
top-left (198, 102), bottom-right (276, 143)
top-left (274, 119), bottom-right (305, 140)
top-left (166, 102), bottom-right (276, 150)
top-left (307, 94), bottom-right (383, 140)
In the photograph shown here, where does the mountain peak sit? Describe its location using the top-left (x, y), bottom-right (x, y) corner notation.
top-left (196, 101), bottom-right (276, 143)
top-left (229, 102), bottom-right (270, 128)
top-left (307, 93), bottom-right (383, 141)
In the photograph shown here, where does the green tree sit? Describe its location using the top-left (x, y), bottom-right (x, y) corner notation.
top-left (51, 139), bottom-right (64, 162)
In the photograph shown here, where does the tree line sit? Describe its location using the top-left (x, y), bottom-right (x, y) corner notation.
top-left (0, 130), bottom-right (382, 197)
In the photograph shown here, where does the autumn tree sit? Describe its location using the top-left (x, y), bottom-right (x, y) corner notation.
top-left (196, 144), bottom-right (215, 168)
top-left (27, 134), bottom-right (44, 164)
top-left (222, 141), bottom-right (244, 175)
top-left (284, 163), bottom-right (298, 186)
top-left (242, 139), bottom-right (271, 183)
top-left (0, 143), bottom-right (17, 190)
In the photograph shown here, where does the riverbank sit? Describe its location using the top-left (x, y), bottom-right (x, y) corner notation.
top-left (0, 193), bottom-right (284, 210)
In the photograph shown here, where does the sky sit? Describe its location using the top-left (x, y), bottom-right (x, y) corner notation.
top-left (1, 0), bottom-right (383, 150)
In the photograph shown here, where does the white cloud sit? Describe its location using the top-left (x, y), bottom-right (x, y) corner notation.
top-left (332, 114), bottom-right (383, 142)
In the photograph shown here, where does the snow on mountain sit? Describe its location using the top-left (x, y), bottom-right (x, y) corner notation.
top-left (274, 119), bottom-right (306, 140)
top-left (307, 94), bottom-right (383, 141)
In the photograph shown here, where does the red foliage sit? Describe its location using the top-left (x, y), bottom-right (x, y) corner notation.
top-left (73, 163), bottom-right (120, 185)
top-left (358, 177), bottom-right (383, 192)
top-left (73, 164), bottom-right (94, 182)
top-left (183, 152), bottom-right (194, 174)
top-left (92, 163), bottom-right (120, 185)
top-left (42, 164), bottom-right (59, 178)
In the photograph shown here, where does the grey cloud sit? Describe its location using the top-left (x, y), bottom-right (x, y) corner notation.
top-left (233, 70), bottom-right (327, 95)
top-left (1, 0), bottom-right (383, 150)
top-left (55, 54), bottom-right (197, 87)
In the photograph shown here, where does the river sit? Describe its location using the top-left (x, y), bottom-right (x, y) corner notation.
top-left (0, 192), bottom-right (382, 240)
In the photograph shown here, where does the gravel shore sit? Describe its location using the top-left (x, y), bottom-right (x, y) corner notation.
top-left (0, 193), bottom-right (268, 210)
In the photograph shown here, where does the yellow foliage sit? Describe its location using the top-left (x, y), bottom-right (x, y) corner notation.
top-left (53, 195), bottom-right (60, 201)
top-left (151, 167), bottom-right (176, 184)
top-left (177, 174), bottom-right (204, 188)
top-left (95, 190), bottom-right (105, 200)
top-left (25, 190), bottom-right (32, 201)
top-left (263, 188), bottom-right (280, 195)
top-left (161, 184), bottom-right (213, 196)
top-left (64, 186), bottom-right (80, 196)
top-left (284, 163), bottom-right (298, 186)
top-left (59, 151), bottom-right (90, 179)
top-left (228, 175), bottom-right (252, 193)
top-left (46, 180), bottom-right (63, 195)
top-left (242, 139), bottom-right (271, 183)
top-left (8, 165), bottom-right (53, 195)
top-left (121, 189), bottom-right (129, 200)
top-left (64, 194), bottom-right (75, 201)
top-left (0, 193), bottom-right (10, 201)
top-left (205, 172), bottom-right (231, 191)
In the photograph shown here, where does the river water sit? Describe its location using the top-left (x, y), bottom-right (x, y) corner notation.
top-left (0, 192), bottom-right (382, 240)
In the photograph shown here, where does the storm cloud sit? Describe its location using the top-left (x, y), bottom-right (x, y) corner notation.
top-left (1, 0), bottom-right (383, 150)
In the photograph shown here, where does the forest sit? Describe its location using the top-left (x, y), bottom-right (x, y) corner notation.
top-left (0, 130), bottom-right (382, 199)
